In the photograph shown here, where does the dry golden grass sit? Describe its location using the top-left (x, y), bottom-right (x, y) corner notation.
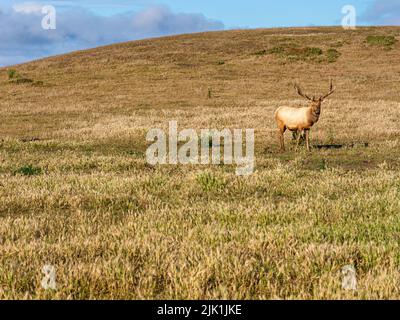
top-left (1, 27), bottom-right (400, 299)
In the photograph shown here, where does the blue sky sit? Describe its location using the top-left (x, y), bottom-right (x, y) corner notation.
top-left (0, 0), bottom-right (399, 66)
top-left (151, 0), bottom-right (370, 28)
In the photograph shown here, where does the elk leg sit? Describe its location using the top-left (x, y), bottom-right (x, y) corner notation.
top-left (295, 130), bottom-right (302, 150)
top-left (305, 129), bottom-right (311, 151)
top-left (278, 127), bottom-right (286, 151)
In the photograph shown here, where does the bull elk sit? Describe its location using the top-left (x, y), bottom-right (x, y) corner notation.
top-left (274, 80), bottom-right (335, 151)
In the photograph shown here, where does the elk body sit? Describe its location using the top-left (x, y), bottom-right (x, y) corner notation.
top-left (274, 81), bottom-right (335, 151)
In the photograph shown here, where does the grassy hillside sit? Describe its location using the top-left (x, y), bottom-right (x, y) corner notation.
top-left (1, 27), bottom-right (400, 299)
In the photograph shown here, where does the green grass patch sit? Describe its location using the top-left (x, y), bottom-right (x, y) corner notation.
top-left (6, 69), bottom-right (41, 85)
top-left (326, 49), bottom-right (341, 63)
top-left (10, 78), bottom-right (34, 84)
top-left (267, 44), bottom-right (342, 63)
top-left (13, 165), bottom-right (43, 176)
top-left (7, 69), bottom-right (18, 80)
top-left (268, 45), bottom-right (327, 62)
top-left (366, 35), bottom-right (397, 48)
top-left (196, 172), bottom-right (226, 192)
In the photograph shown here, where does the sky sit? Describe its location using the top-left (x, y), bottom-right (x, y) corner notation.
top-left (0, 0), bottom-right (399, 66)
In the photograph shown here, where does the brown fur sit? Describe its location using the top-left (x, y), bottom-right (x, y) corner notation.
top-left (275, 80), bottom-right (335, 151)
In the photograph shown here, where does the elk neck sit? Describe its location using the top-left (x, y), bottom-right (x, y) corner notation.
top-left (308, 101), bottom-right (322, 124)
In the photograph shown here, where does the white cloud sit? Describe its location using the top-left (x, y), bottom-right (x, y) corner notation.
top-left (13, 2), bottom-right (43, 14)
top-left (361, 0), bottom-right (400, 25)
top-left (0, 3), bottom-right (224, 66)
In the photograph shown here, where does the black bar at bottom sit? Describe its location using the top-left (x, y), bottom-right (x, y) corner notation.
top-left (0, 300), bottom-right (393, 318)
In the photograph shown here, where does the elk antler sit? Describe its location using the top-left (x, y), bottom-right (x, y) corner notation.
top-left (294, 83), bottom-right (313, 101)
top-left (321, 79), bottom-right (335, 100)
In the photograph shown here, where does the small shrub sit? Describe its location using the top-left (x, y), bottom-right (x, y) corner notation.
top-left (208, 88), bottom-right (212, 99)
top-left (268, 45), bottom-right (323, 62)
top-left (268, 46), bottom-right (285, 55)
top-left (6, 69), bottom-right (38, 85)
top-left (254, 49), bottom-right (267, 56)
top-left (268, 44), bottom-right (342, 63)
top-left (326, 49), bottom-right (341, 63)
top-left (14, 165), bottom-right (42, 176)
top-left (196, 172), bottom-right (226, 192)
top-left (11, 78), bottom-right (34, 84)
top-left (305, 47), bottom-right (323, 56)
top-left (366, 35), bottom-right (397, 48)
top-left (7, 69), bottom-right (18, 79)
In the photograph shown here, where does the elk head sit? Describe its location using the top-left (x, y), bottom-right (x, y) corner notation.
top-left (294, 79), bottom-right (335, 110)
